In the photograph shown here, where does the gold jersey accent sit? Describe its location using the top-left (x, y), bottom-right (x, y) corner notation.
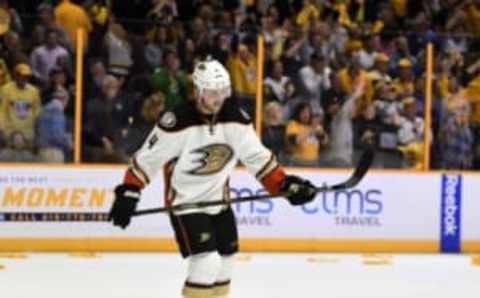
top-left (182, 284), bottom-right (213, 298)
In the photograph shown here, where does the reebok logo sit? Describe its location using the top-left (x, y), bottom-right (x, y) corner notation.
top-left (443, 175), bottom-right (459, 236)
top-left (440, 174), bottom-right (462, 253)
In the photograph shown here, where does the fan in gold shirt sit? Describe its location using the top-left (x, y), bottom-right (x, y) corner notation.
top-left (0, 64), bottom-right (41, 145)
top-left (286, 103), bottom-right (328, 166)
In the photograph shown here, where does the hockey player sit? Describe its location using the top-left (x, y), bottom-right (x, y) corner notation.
top-left (108, 59), bottom-right (317, 298)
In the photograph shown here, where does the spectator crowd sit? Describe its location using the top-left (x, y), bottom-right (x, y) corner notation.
top-left (0, 0), bottom-right (479, 170)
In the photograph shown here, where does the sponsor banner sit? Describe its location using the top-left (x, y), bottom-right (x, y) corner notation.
top-left (0, 168), bottom-right (172, 237)
top-left (230, 171), bottom-right (440, 239)
top-left (440, 174), bottom-right (462, 253)
top-left (0, 167), bottom-right (443, 242)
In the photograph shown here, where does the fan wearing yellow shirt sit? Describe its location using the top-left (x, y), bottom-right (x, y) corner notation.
top-left (227, 43), bottom-right (257, 98)
top-left (464, 0), bottom-right (480, 37)
top-left (226, 43), bottom-right (257, 117)
top-left (296, 0), bottom-right (320, 30)
top-left (336, 52), bottom-right (374, 115)
top-left (392, 58), bottom-right (415, 96)
top-left (54, 0), bottom-right (92, 50)
top-left (286, 102), bottom-right (328, 166)
top-left (390, 0), bottom-right (407, 19)
top-left (0, 64), bottom-right (41, 145)
top-left (0, 58), bottom-right (10, 87)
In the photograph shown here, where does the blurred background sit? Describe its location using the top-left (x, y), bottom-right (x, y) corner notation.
top-left (0, 0), bottom-right (479, 260)
top-left (0, 0), bottom-right (479, 171)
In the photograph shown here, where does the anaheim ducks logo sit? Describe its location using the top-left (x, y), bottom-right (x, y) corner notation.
top-left (187, 144), bottom-right (234, 175)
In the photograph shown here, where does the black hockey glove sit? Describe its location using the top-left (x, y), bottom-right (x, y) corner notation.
top-left (108, 184), bottom-right (141, 229)
top-left (281, 175), bottom-right (317, 206)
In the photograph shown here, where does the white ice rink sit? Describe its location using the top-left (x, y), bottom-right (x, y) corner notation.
top-left (0, 253), bottom-right (479, 298)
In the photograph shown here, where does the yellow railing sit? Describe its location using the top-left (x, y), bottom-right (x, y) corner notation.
top-left (255, 35), bottom-right (265, 136)
top-left (74, 29), bottom-right (85, 164)
top-left (423, 43), bottom-right (434, 171)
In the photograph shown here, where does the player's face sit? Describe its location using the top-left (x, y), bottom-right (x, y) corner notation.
top-left (198, 87), bottom-right (229, 114)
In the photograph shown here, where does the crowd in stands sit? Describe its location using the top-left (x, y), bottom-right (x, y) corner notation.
top-left (0, 0), bottom-right (479, 170)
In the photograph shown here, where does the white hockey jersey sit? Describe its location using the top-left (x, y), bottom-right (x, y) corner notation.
top-left (125, 98), bottom-right (282, 215)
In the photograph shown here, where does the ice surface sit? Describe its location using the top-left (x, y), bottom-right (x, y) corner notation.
top-left (0, 253), bottom-right (478, 298)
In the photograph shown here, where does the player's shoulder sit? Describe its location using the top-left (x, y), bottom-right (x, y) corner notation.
top-left (156, 97), bottom-right (252, 132)
top-left (217, 97), bottom-right (252, 125)
top-left (156, 101), bottom-right (202, 132)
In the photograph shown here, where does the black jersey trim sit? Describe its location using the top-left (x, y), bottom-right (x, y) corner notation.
top-left (157, 98), bottom-right (251, 132)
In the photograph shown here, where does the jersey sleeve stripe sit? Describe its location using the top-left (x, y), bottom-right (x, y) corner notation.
top-left (123, 170), bottom-right (145, 188)
top-left (255, 154), bottom-right (278, 181)
top-left (130, 157), bottom-right (150, 185)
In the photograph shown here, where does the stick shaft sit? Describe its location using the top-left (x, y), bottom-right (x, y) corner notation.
top-left (133, 149), bottom-right (374, 216)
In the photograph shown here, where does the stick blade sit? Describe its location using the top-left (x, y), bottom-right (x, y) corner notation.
top-left (355, 148), bottom-right (375, 177)
top-left (334, 148), bottom-right (375, 190)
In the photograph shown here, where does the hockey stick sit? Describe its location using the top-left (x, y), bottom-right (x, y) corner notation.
top-left (0, 149), bottom-right (374, 222)
top-left (132, 148), bottom-right (375, 217)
